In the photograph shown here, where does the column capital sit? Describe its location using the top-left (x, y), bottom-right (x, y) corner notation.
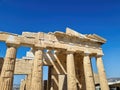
top-left (6, 42), bottom-right (20, 48)
top-left (84, 53), bottom-right (89, 56)
top-left (84, 51), bottom-right (91, 56)
top-left (96, 53), bottom-right (104, 57)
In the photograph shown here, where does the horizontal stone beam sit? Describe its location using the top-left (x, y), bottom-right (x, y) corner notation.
top-left (0, 31), bottom-right (103, 55)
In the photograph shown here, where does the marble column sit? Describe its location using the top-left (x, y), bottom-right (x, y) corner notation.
top-left (83, 53), bottom-right (95, 90)
top-left (66, 51), bottom-right (77, 90)
top-left (59, 74), bottom-right (67, 90)
top-left (26, 74), bottom-right (32, 90)
top-left (96, 55), bottom-right (109, 90)
top-left (31, 48), bottom-right (43, 90)
top-left (20, 79), bottom-right (26, 90)
top-left (0, 44), bottom-right (17, 90)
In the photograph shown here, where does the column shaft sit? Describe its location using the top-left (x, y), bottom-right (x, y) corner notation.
top-left (20, 79), bottom-right (26, 90)
top-left (59, 75), bottom-right (67, 90)
top-left (0, 45), bottom-right (17, 90)
top-left (96, 56), bottom-right (109, 90)
top-left (83, 54), bottom-right (95, 90)
top-left (31, 49), bottom-right (43, 90)
top-left (66, 52), bottom-right (77, 90)
top-left (26, 74), bottom-right (32, 90)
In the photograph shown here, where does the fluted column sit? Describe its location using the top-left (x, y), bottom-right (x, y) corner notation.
top-left (26, 74), bottom-right (32, 90)
top-left (31, 48), bottom-right (43, 90)
top-left (96, 55), bottom-right (109, 90)
top-left (59, 74), bottom-right (67, 90)
top-left (66, 51), bottom-right (77, 90)
top-left (0, 44), bottom-right (17, 90)
top-left (83, 53), bottom-right (95, 90)
top-left (20, 79), bottom-right (26, 90)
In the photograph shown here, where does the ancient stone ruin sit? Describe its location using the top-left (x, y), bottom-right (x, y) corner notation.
top-left (0, 28), bottom-right (109, 90)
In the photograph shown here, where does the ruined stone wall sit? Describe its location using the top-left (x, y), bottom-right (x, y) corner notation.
top-left (14, 59), bottom-right (33, 75)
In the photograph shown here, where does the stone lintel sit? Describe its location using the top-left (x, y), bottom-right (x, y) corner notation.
top-left (0, 31), bottom-right (104, 55)
top-left (0, 30), bottom-right (105, 46)
top-left (6, 35), bottom-right (20, 46)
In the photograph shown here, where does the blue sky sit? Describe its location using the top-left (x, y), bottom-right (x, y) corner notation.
top-left (0, 0), bottom-right (120, 84)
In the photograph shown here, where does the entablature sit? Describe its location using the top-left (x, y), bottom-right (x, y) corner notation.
top-left (0, 28), bottom-right (106, 55)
